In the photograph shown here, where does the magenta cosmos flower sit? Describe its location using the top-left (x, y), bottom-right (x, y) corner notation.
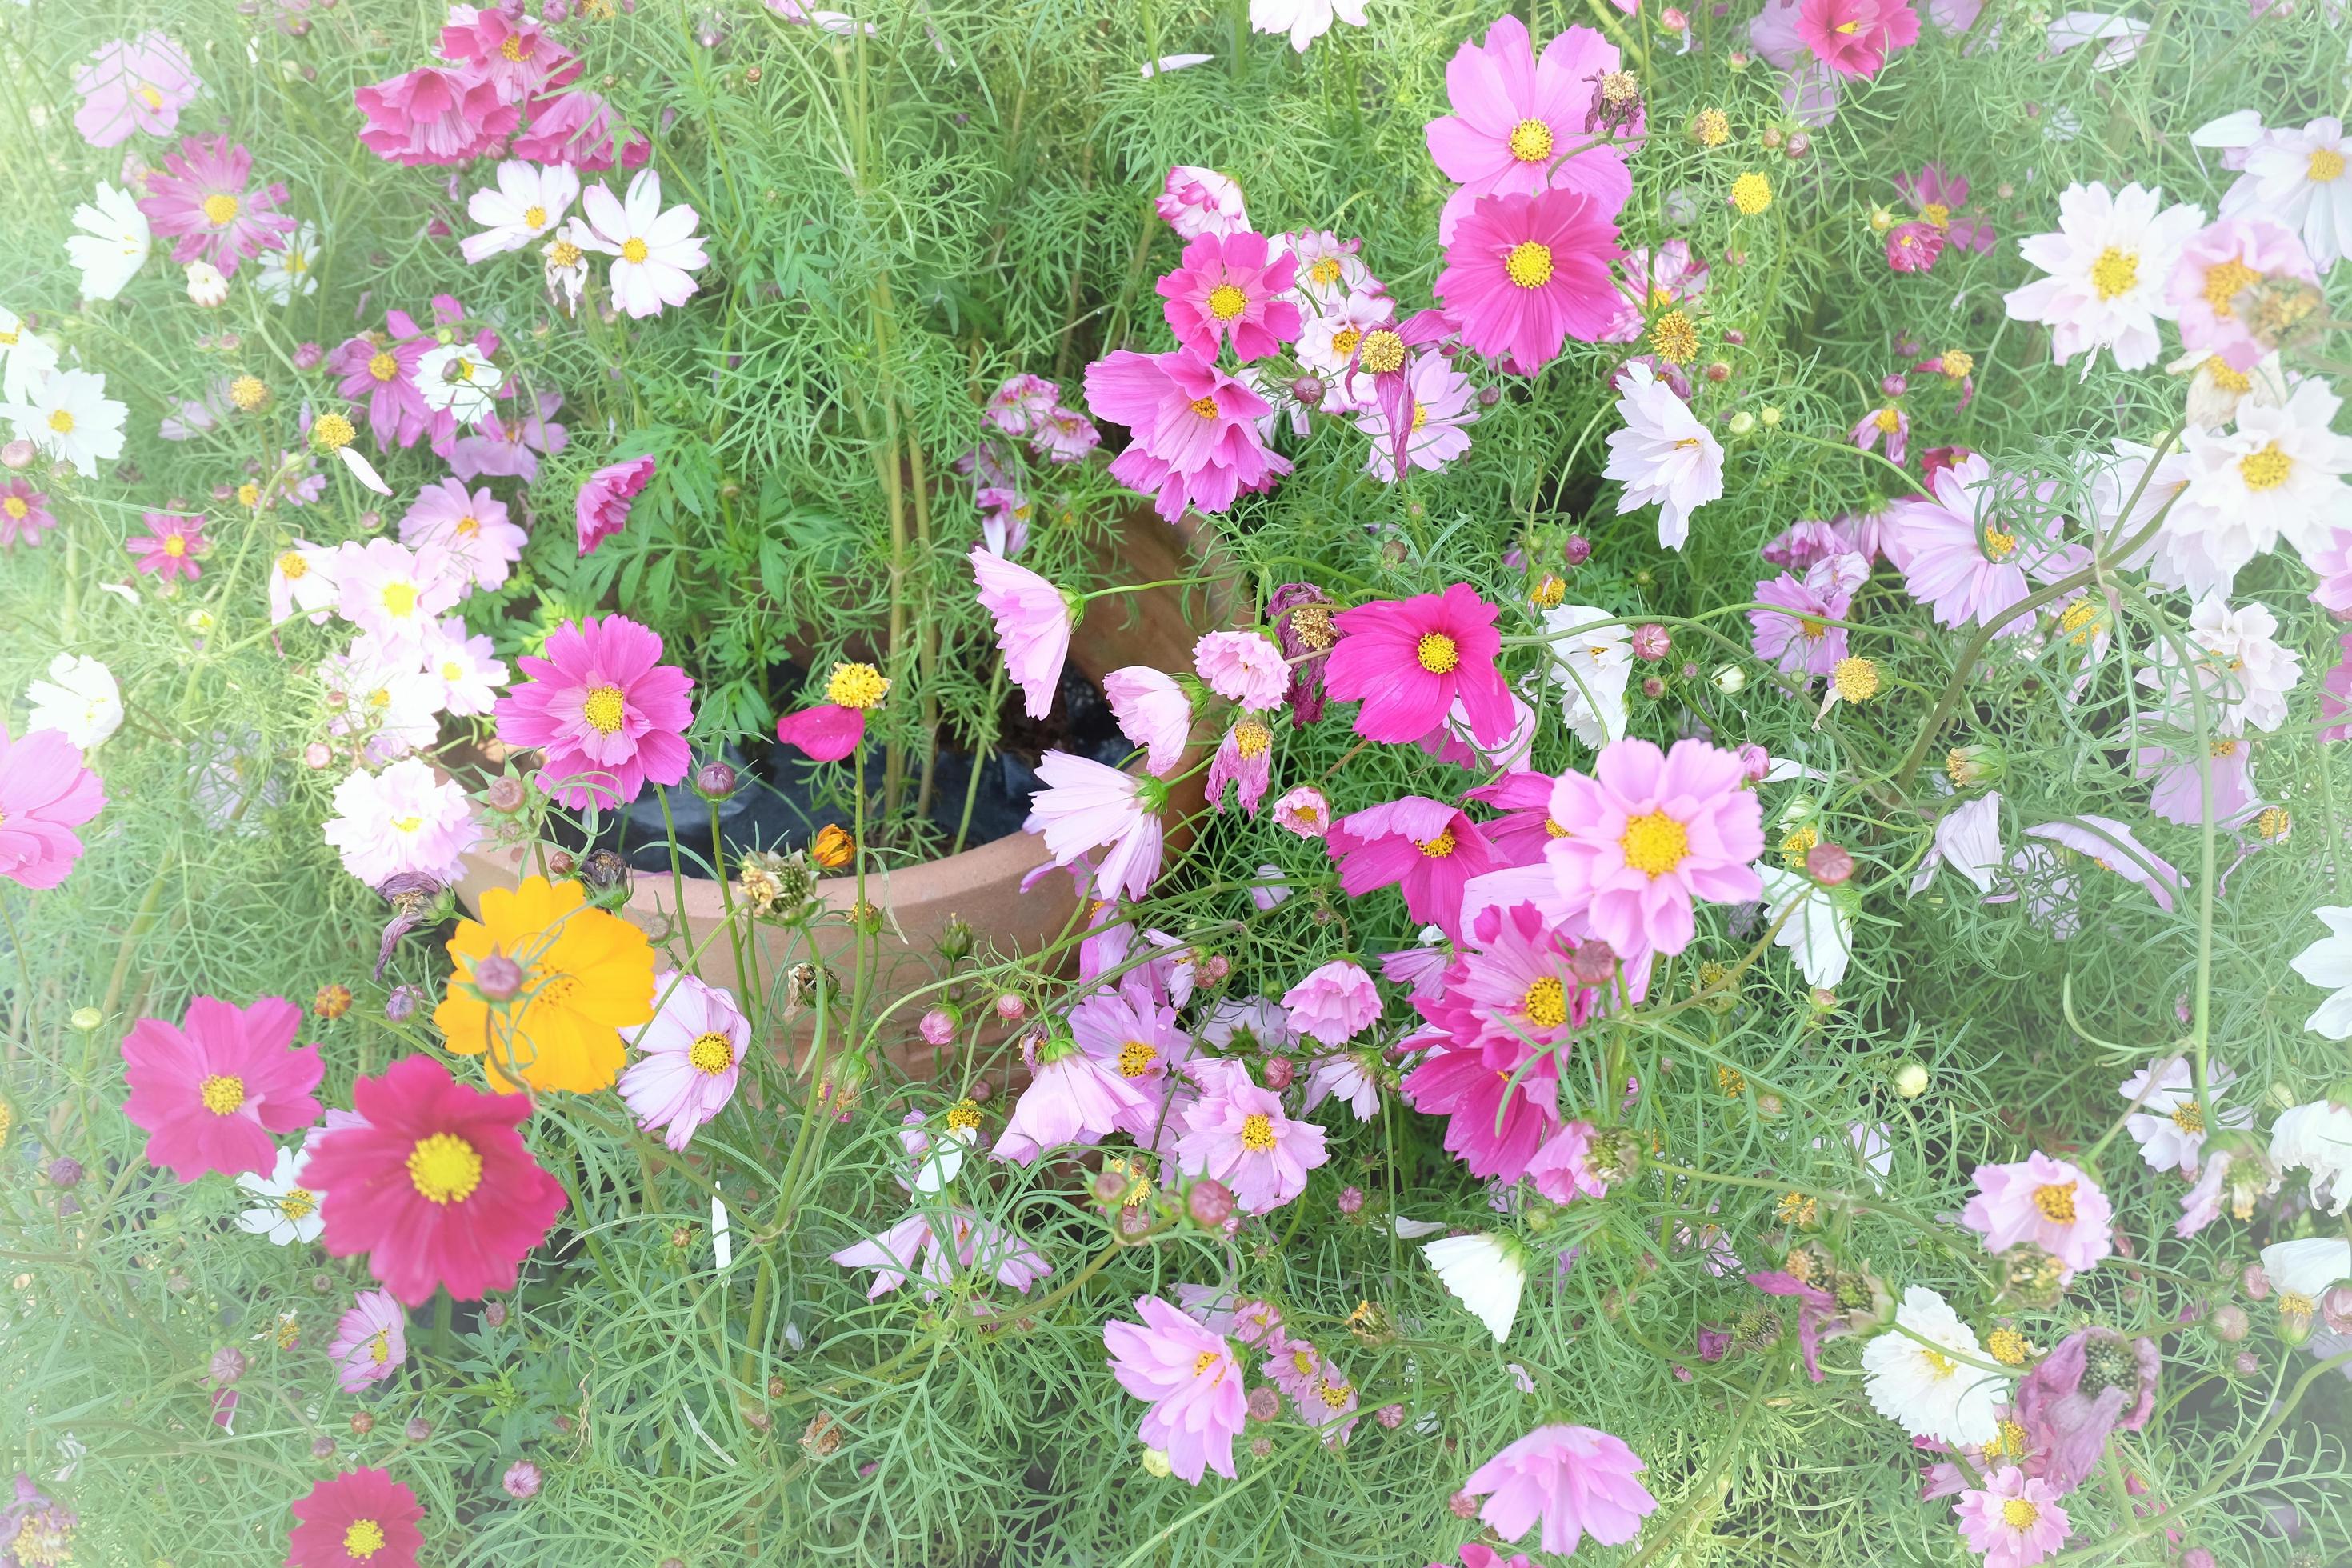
top-left (1796, 0), bottom-right (1921, 78)
top-left (138, 135), bottom-right (297, 276)
top-left (494, 614), bottom-right (694, 810)
top-left (126, 511), bottom-right (207, 582)
top-left (972, 546), bottom-right (1072, 719)
top-left (440, 5), bottom-right (581, 102)
top-left (1893, 454), bottom-right (2078, 636)
top-left (1280, 958), bottom-right (1382, 1046)
top-left (330, 317), bottom-right (434, 451)
top-left (1462, 1424), bottom-right (1659, 1556)
top-left (1425, 18), bottom-right (1639, 243)
top-left (508, 90), bottom-right (650, 172)
top-left (1954, 1466), bottom-right (2070, 1568)
top-left (1402, 1034), bottom-right (1561, 1185)
top-left (1082, 348), bottom-right (1290, 522)
top-left (1158, 231), bottom-right (1302, 362)
top-left (1329, 795), bottom-right (1499, 942)
top-left (73, 33), bottom-right (201, 148)
top-left (1174, 1058), bottom-right (1330, 1213)
top-left (120, 995), bottom-right (322, 1182)
top-left (0, 480), bottom-right (55, 549)
top-left (575, 454), bottom-right (656, 556)
top-left (2166, 216), bottom-right (2317, 370)
top-left (0, 722), bottom-right (106, 890)
top-left (1749, 550), bottom-right (1868, 679)
top-left (1324, 583), bottom-right (1513, 747)
top-left (1960, 1152), bottom-right (2114, 1282)
top-left (1545, 737), bottom-right (1764, 964)
top-left (286, 1469), bottom-right (424, 1568)
top-left (1435, 188), bottom-right (1623, 374)
top-left (305, 1055), bottom-right (569, 1305)
top-left (617, 971), bottom-right (747, 1152)
top-left (326, 1290), bottom-right (407, 1394)
top-left (354, 64), bottom-right (520, 166)
top-left (1898, 164), bottom-right (1994, 254)
top-left (1104, 1294), bottom-right (1250, 1483)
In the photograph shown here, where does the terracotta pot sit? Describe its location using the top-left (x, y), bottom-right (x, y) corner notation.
top-left (447, 510), bottom-right (1222, 1074)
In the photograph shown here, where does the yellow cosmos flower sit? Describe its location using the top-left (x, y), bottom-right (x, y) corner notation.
top-left (434, 875), bottom-right (654, 1093)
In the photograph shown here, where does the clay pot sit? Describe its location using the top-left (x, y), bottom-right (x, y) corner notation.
top-left (447, 510), bottom-right (1222, 1073)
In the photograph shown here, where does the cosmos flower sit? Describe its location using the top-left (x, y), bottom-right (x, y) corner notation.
top-left (1082, 347), bottom-right (1291, 522)
top-left (1103, 1296), bottom-right (1249, 1483)
top-left (1795, 0), bottom-right (1920, 78)
top-left (326, 1290), bottom-right (408, 1394)
top-left (1103, 666), bottom-right (1194, 778)
top-left (354, 63), bottom-right (519, 166)
top-left (2217, 116), bottom-right (2352, 269)
top-left (1749, 551), bottom-right (1867, 679)
top-left (234, 1142), bottom-right (326, 1246)
top-left (1891, 454), bottom-right (2078, 635)
top-left (1354, 349), bottom-right (1479, 482)
top-left (1174, 1058), bottom-right (1329, 1213)
top-left (1206, 718), bottom-right (1275, 817)
top-left (494, 614), bottom-right (695, 810)
top-left (2002, 182), bottom-right (2206, 371)
top-left (1249, 0), bottom-right (1369, 51)
top-left (138, 135), bottom-right (298, 275)
top-left (1330, 795), bottom-right (1499, 942)
top-left (1602, 360), bottom-right (1722, 549)
top-left (2, 368), bottom-right (128, 478)
top-left (1282, 960), bottom-right (1381, 1046)
top-left (1158, 230), bottom-right (1301, 362)
top-left (1423, 18), bottom-right (1639, 244)
top-left (617, 972), bottom-right (747, 1152)
top-left (575, 454), bottom-right (657, 556)
top-left (1434, 188), bottom-right (1622, 373)
top-left (509, 90), bottom-right (652, 172)
top-left (120, 996), bottom-right (321, 1182)
top-left (1861, 1286), bottom-right (2003, 1446)
top-left (1155, 165), bottom-right (1248, 240)
top-left (973, 546), bottom-right (1073, 720)
top-left (64, 181), bottom-right (152, 302)
top-left (24, 654), bottom-right (122, 752)
top-left (1544, 737), bottom-right (1764, 965)
top-left (286, 1470), bottom-right (425, 1568)
top-left (322, 758), bottom-right (482, 888)
top-left (71, 33), bottom-right (201, 146)
top-left (994, 1029), bottom-right (1152, 1164)
top-left (1324, 585), bottom-right (1514, 748)
top-left (569, 170), bottom-right (707, 318)
top-left (1959, 1153), bottom-right (2114, 1282)
top-left (830, 1207), bottom-right (1050, 1299)
top-left (1461, 1424), bottom-right (1658, 1557)
top-left (434, 874), bottom-right (657, 1094)
top-left (399, 477), bottom-right (527, 591)
top-left (462, 160), bottom-right (582, 262)
top-left (1954, 1467), bottom-right (2070, 1568)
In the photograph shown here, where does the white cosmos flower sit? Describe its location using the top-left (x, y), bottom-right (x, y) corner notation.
top-left (1422, 1233), bottom-right (1526, 1343)
top-left (64, 182), bottom-right (150, 302)
top-left (2261, 1236), bottom-right (2351, 1306)
top-left (2166, 349), bottom-right (2288, 433)
top-left (1756, 862), bottom-right (1854, 989)
top-left (1909, 790), bottom-right (2005, 895)
top-left (1860, 1286), bottom-right (2003, 1447)
top-left (414, 341), bottom-right (503, 426)
top-left (1539, 604), bottom-right (1631, 748)
top-left (570, 169), bottom-right (707, 320)
top-left (1249, 0), bottom-right (1370, 53)
top-left (254, 221), bottom-right (320, 306)
top-left (0, 308), bottom-right (60, 406)
top-left (25, 654), bottom-right (123, 750)
top-left (0, 368), bottom-right (126, 478)
top-left (2002, 182), bottom-right (2206, 371)
top-left (234, 1145), bottom-right (325, 1246)
top-left (462, 160), bottom-right (580, 263)
top-left (541, 232), bottom-right (590, 314)
top-left (1603, 360), bottom-right (1723, 549)
top-left (2118, 1055), bottom-right (2248, 1177)
top-left (183, 260), bottom-right (228, 307)
top-left (2221, 117), bottom-right (2352, 270)
top-left (2162, 381), bottom-right (2352, 595)
top-left (2289, 906), bottom-right (2352, 1040)
top-left (2135, 594), bottom-right (2301, 735)
top-left (2269, 1100), bottom-right (2352, 1217)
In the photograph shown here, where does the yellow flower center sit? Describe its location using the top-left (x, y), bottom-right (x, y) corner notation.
top-left (368, 1328), bottom-right (392, 1365)
top-left (2090, 246), bottom-right (2138, 300)
top-left (1981, 527), bottom-right (2016, 561)
top-left (1920, 202), bottom-right (1952, 230)
top-left (1358, 329), bottom-right (1406, 374)
top-left (1780, 825), bottom-right (1819, 869)
top-left (1874, 406), bottom-right (1902, 434)
top-left (1504, 241), bottom-right (1554, 290)
top-left (1693, 108), bottom-right (1730, 147)
top-left (1418, 827), bottom-right (1458, 858)
top-left (2238, 442), bottom-right (2292, 491)
top-left (202, 193), bottom-right (240, 226)
top-left (279, 1186), bottom-right (316, 1221)
top-left (448, 357), bottom-right (475, 382)
top-left (1620, 811), bottom-right (1689, 877)
top-left (2280, 1289), bottom-right (2314, 1317)
top-left (1835, 16), bottom-right (1862, 30)
top-left (1240, 1112), bottom-right (1276, 1152)
top-left (368, 351), bottom-right (399, 382)
top-left (2207, 358), bottom-right (2252, 394)
top-left (688, 1031), bottom-right (735, 1074)
top-left (162, 534), bottom-right (187, 558)
top-left (826, 662), bottom-right (891, 710)
top-left (1189, 395), bottom-right (1220, 419)
top-left (314, 413), bottom-right (356, 450)
top-left (1522, 976), bottom-right (1568, 1029)
top-left (1649, 310), bottom-right (1698, 364)
top-left (522, 204), bottom-right (548, 230)
top-left (2031, 1182), bottom-right (2077, 1223)
top-left (2201, 258), bottom-right (2261, 318)
top-left (2255, 806), bottom-right (2290, 840)
top-left (238, 482), bottom-right (262, 510)
top-left (502, 34), bottom-right (530, 61)
top-left (1235, 720), bottom-right (1271, 759)
top-left (2310, 147), bottom-right (2346, 183)
top-left (1308, 257), bottom-right (1343, 287)
top-left (1834, 658), bottom-right (1880, 702)
top-left (2210, 738), bottom-right (2238, 758)
top-left (1206, 283), bottom-right (1249, 320)
top-left (1118, 1038), bottom-right (1158, 1078)
top-left (549, 238), bottom-right (583, 268)
top-left (1, 498), bottom-right (24, 521)
top-left (1330, 326), bottom-right (1362, 360)
top-left (2060, 598), bottom-right (2104, 645)
top-left (2170, 1099), bottom-right (2205, 1134)
top-left (1730, 173), bottom-right (1772, 214)
top-left (1410, 402), bottom-right (1429, 431)
top-left (136, 82), bottom-right (164, 110)
top-left (1799, 616), bottom-right (1828, 642)
top-left (1416, 631), bottom-right (1459, 674)
top-left (1922, 1346), bottom-right (1956, 1378)
top-left (1987, 1326), bottom-right (2029, 1366)
top-left (47, 409), bottom-right (74, 434)
top-left (380, 582), bottom-right (418, 619)
top-left (344, 1518), bottom-right (387, 1559)
top-left (1193, 1350), bottom-right (1221, 1378)
top-left (2001, 1498), bottom-right (2038, 1531)
top-left (390, 815), bottom-right (423, 834)
top-left (537, 972), bottom-right (579, 1007)
top-left (946, 1099), bottom-right (982, 1132)
top-left (406, 1132), bottom-right (484, 1205)
top-left (1508, 118), bottom-right (1556, 162)
top-left (1941, 350), bottom-right (1974, 378)
top-left (230, 375), bottom-right (268, 410)
top-left (1543, 817), bottom-right (1570, 838)
top-left (199, 1074), bottom-right (246, 1114)
top-left (454, 514), bottom-right (481, 537)
top-left (582, 684), bottom-right (628, 734)
top-left (622, 237), bottom-right (650, 264)
top-left (1318, 1381), bottom-right (1352, 1409)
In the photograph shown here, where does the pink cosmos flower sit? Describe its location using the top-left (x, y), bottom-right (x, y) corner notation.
top-left (1206, 718), bottom-right (1275, 817)
top-left (1796, 0), bottom-right (1921, 77)
top-left (1603, 241), bottom-right (1709, 341)
top-left (1267, 1338), bottom-right (1362, 1443)
top-left (830, 1207), bottom-right (1050, 1299)
top-left (1325, 584), bottom-right (1512, 748)
top-left (986, 374), bottom-right (1059, 436)
top-left (1082, 348), bottom-right (1292, 522)
top-left (2326, 632), bottom-right (2352, 743)
top-left (2138, 732), bottom-right (2256, 827)
top-left (1158, 231), bottom-right (1302, 362)
top-left (1424, 18), bottom-right (1639, 244)
top-left (972, 546), bottom-right (1072, 718)
top-left (0, 722), bottom-right (106, 890)
top-left (439, 6), bottom-right (581, 102)
top-left (1069, 978), bottom-right (1191, 1139)
top-left (618, 972), bottom-right (746, 1152)
top-left (1749, 551), bottom-right (1868, 678)
top-left (1885, 222), bottom-right (1946, 273)
top-left (1762, 516), bottom-right (1857, 570)
top-left (1174, 1058), bottom-right (1329, 1213)
top-left (994, 1030), bottom-right (1153, 1164)
top-left (1156, 166), bottom-right (1248, 240)
top-left (330, 318), bottom-right (434, 451)
top-left (1447, 900), bottom-right (1600, 1057)
top-left (1273, 784), bottom-right (1331, 837)
top-left (126, 511), bottom-right (207, 582)
top-left (0, 480), bottom-right (54, 549)
top-left (1105, 1295), bottom-right (1249, 1483)
top-left (1193, 630), bottom-right (1290, 710)
top-left (1465, 770), bottom-right (1566, 866)
top-left (1103, 666), bottom-right (1194, 778)
top-left (287, 1470), bottom-right (424, 1568)
top-left (354, 65), bottom-right (518, 166)
top-left (449, 390), bottom-right (569, 482)
top-left (399, 478), bottom-right (526, 591)
top-left (1462, 1424), bottom-right (1660, 1556)
top-left (1545, 737), bottom-right (1764, 963)
top-left (1356, 350), bottom-right (1480, 482)
top-left (1959, 1152), bottom-right (2114, 1282)
top-left (305, 1055), bottom-right (568, 1305)
top-left (1898, 164), bottom-right (1994, 253)
top-left (2012, 1329), bottom-right (2158, 1494)
top-left (1526, 1120), bottom-right (1609, 1204)
top-left (774, 699), bottom-right (867, 762)
top-left (1402, 1037), bottom-right (1559, 1182)
top-left (1032, 403), bottom-right (1101, 463)
top-left (2166, 217), bottom-right (2317, 370)
top-left (322, 758), bottom-right (482, 887)
top-left (494, 614), bottom-right (696, 810)
top-left (1955, 1467), bottom-right (2070, 1568)
top-left (1853, 400), bottom-right (1910, 465)
top-left (509, 90), bottom-right (651, 171)
top-left (139, 136), bottom-right (296, 277)
top-left (336, 539), bottom-right (464, 653)
top-left (1027, 750), bottom-right (1166, 902)
top-left (1330, 795), bottom-right (1499, 942)
top-left (576, 454), bottom-right (656, 556)
top-left (326, 1290), bottom-right (407, 1394)
top-left (1435, 189), bottom-right (1622, 374)
top-left (120, 996), bottom-right (322, 1183)
top-left (1893, 454), bottom-right (2079, 635)
top-left (73, 34), bottom-right (201, 148)
top-left (422, 618), bottom-right (508, 718)
top-left (1281, 959), bottom-right (1381, 1046)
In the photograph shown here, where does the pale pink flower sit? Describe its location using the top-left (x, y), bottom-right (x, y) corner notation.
top-left (1273, 783), bottom-right (1331, 837)
top-left (831, 1208), bottom-right (1050, 1299)
top-left (1174, 1058), bottom-right (1328, 1213)
top-left (2166, 217), bottom-right (2316, 369)
top-left (1104, 1295), bottom-right (1248, 1482)
top-left (326, 1290), bottom-right (407, 1394)
top-left (568, 170), bottom-right (706, 318)
top-left (1193, 630), bottom-right (1290, 709)
top-left (1954, 1467), bottom-right (2070, 1568)
top-left (1026, 750), bottom-right (1165, 902)
top-left (1462, 1424), bottom-right (1659, 1555)
top-left (1960, 1153), bottom-right (2114, 1282)
top-left (1544, 737), bottom-right (1764, 966)
top-left (995, 1032), bottom-right (1152, 1165)
top-left (1103, 666), bottom-right (1193, 778)
top-left (1206, 718), bottom-right (1274, 817)
top-left (1156, 166), bottom-right (1248, 240)
top-left (1281, 960), bottom-right (1381, 1046)
top-left (334, 538), bottom-right (463, 653)
top-left (398, 477), bottom-right (526, 590)
top-left (322, 758), bottom-right (481, 887)
top-left (420, 618), bottom-right (507, 718)
top-left (73, 34), bottom-right (201, 149)
top-left (617, 972), bottom-right (746, 1151)
top-left (972, 546), bottom-right (1071, 719)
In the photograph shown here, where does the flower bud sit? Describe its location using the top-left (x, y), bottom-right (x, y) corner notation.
top-left (1943, 743), bottom-right (2004, 789)
top-left (486, 775), bottom-right (527, 813)
top-left (1337, 1185), bottom-right (1364, 1214)
top-left (1247, 1386), bottom-right (1281, 1422)
top-left (473, 951), bottom-right (524, 1002)
top-left (385, 985), bottom-right (422, 1022)
top-left (1262, 1056), bottom-right (1295, 1091)
top-left (1726, 410), bottom-right (1756, 435)
top-left (1448, 1491), bottom-right (1478, 1521)
top-left (70, 1006), bottom-right (102, 1031)
top-left (1893, 1060), bottom-right (1929, 1098)
top-left (580, 848), bottom-right (630, 897)
top-left (1570, 938), bottom-right (1618, 985)
top-left (503, 1461), bottom-right (542, 1499)
top-left (1639, 674), bottom-right (1666, 700)
top-left (2232, 1350), bottom-right (2261, 1376)
top-left (46, 1157), bottom-right (84, 1189)
top-left (919, 1007), bottom-right (958, 1047)
top-left (1632, 623), bottom-right (1672, 661)
top-left (1562, 534), bottom-right (1593, 566)
top-left (185, 261), bottom-right (229, 307)
top-left (2323, 1285), bottom-right (2352, 1334)
top-left (1805, 842), bottom-right (1854, 885)
top-left (482, 1300), bottom-right (508, 1327)
top-left (694, 759), bottom-right (739, 800)
top-left (1711, 662), bottom-right (1746, 694)
top-left (0, 439), bottom-right (34, 470)
top-left (2208, 1303), bottom-right (2250, 1342)
top-left (937, 914), bottom-right (975, 962)
top-left (810, 823), bottom-right (855, 870)
top-left (405, 1418), bottom-right (431, 1442)
top-left (1290, 375), bottom-right (1324, 407)
top-left (311, 1436), bottom-right (338, 1460)
top-left (1783, 131), bottom-right (1810, 158)
top-left (303, 742), bottom-right (334, 770)
top-left (210, 1346), bottom-right (247, 1386)
top-left (350, 1411), bottom-right (375, 1436)
top-left (2242, 1262), bottom-right (2271, 1302)
top-left (994, 992), bottom-right (1027, 1022)
top-left (1186, 1178), bottom-right (1235, 1228)
top-left (1197, 954), bottom-right (1230, 985)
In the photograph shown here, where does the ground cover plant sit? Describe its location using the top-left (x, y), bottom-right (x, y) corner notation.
top-left (1, 0), bottom-right (2350, 1564)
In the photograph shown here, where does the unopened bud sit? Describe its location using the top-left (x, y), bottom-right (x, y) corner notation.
top-left (994, 993), bottom-right (1027, 1022)
top-left (2209, 1303), bottom-right (2250, 1342)
top-left (1562, 534), bottom-right (1593, 566)
top-left (472, 951), bottom-right (524, 1002)
top-left (1893, 1060), bottom-right (1929, 1098)
top-left (1187, 1178), bottom-right (1235, 1228)
top-left (1570, 939), bottom-right (1618, 985)
top-left (1262, 1057), bottom-right (1295, 1090)
top-left (1805, 842), bottom-right (1854, 885)
top-left (694, 759), bottom-right (740, 799)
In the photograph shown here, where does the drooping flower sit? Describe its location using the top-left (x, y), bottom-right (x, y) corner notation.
top-left (1158, 230), bottom-right (1301, 362)
top-left (575, 454), bottom-right (657, 556)
top-left (1545, 737), bottom-right (1763, 966)
top-left (1282, 960), bottom-right (1380, 1046)
top-left (1954, 1467), bottom-right (2070, 1568)
top-left (1206, 718), bottom-right (1275, 818)
top-left (137, 135), bottom-right (297, 274)
top-left (326, 1290), bottom-right (408, 1394)
top-left (972, 546), bottom-right (1073, 719)
top-left (25, 654), bottom-right (122, 752)
top-left (1603, 360), bottom-right (1722, 549)
top-left (2, 367), bottom-right (128, 478)
top-left (569, 170), bottom-right (707, 318)
top-left (1330, 795), bottom-right (1498, 942)
top-left (1861, 1286), bottom-right (2003, 1446)
top-left (434, 874), bottom-right (657, 1094)
top-left (462, 159), bottom-right (582, 262)
top-left (1960, 1153), bottom-right (2114, 1282)
top-left (1103, 1295), bottom-right (1249, 1483)
top-left (65, 181), bottom-right (152, 302)
top-left (1324, 584), bottom-right (1513, 748)
top-left (1424, 18), bottom-right (1639, 244)
top-left (1898, 164), bottom-right (1995, 254)
top-left (1103, 666), bottom-right (1194, 778)
top-left (1082, 348), bottom-right (1291, 522)
top-left (1434, 188), bottom-right (1622, 374)
top-left (1892, 454), bottom-right (2078, 635)
top-left (304, 1055), bottom-right (569, 1304)
top-left (994, 1029), bottom-right (1153, 1164)
top-left (1461, 1424), bottom-right (1659, 1556)
top-left (1193, 629), bottom-right (1290, 710)
top-left (1354, 349), bottom-right (1479, 482)
top-left (2118, 1056), bottom-right (2246, 1176)
top-left (830, 1207), bottom-right (1050, 1299)
top-left (286, 1469), bottom-right (425, 1568)
top-left (2270, 1098), bottom-right (2352, 1215)
top-left (494, 614), bottom-right (694, 810)
top-left (617, 972), bottom-right (746, 1152)
top-left (1757, 861), bottom-right (1856, 989)
top-left (1795, 0), bottom-right (1920, 78)
top-left (1027, 751), bottom-right (1165, 902)
top-left (1156, 166), bottom-right (1248, 241)
top-left (2012, 1329), bottom-right (2157, 1494)
top-left (120, 996), bottom-right (321, 1183)
top-left (72, 33), bottom-right (201, 148)
top-left (1273, 784), bottom-right (1331, 838)
top-left (2002, 182), bottom-right (2206, 371)
top-left (1749, 552), bottom-right (1867, 679)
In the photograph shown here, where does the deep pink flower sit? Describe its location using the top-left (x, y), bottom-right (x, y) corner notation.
top-left (1852, 402), bottom-right (1910, 465)
top-left (1281, 959), bottom-right (1381, 1046)
top-left (0, 723), bottom-right (105, 890)
top-left (509, 90), bottom-right (651, 171)
top-left (120, 996), bottom-right (321, 1182)
top-left (972, 546), bottom-right (1073, 719)
top-left (439, 6), bottom-right (581, 102)
top-left (2167, 217), bottom-right (2317, 370)
top-left (303, 1054), bottom-right (570, 1305)
top-left (1796, 0), bottom-right (1920, 77)
top-left (1434, 189), bottom-right (1622, 374)
top-left (1545, 737), bottom-right (1764, 964)
top-left (1104, 1295), bottom-right (1249, 1483)
top-left (1027, 751), bottom-right (1166, 902)
top-left (1206, 718), bottom-right (1275, 817)
top-left (1893, 454), bottom-right (2079, 635)
top-left (126, 511), bottom-right (207, 582)
top-left (1355, 350), bottom-right (1480, 482)
top-left (1424, 18), bottom-right (1639, 243)
top-left (355, 65), bottom-right (518, 166)
top-left (1954, 1466), bottom-right (2070, 1568)
top-left (575, 454), bottom-right (655, 556)
top-left (1082, 348), bottom-right (1291, 522)
top-left (1960, 1153), bottom-right (2114, 1282)
top-left (1445, 900), bottom-right (1600, 1057)
top-left (1465, 770), bottom-right (1566, 866)
top-left (1885, 221), bottom-right (1946, 272)
top-left (1158, 231), bottom-right (1302, 363)
top-left (326, 1290), bottom-right (407, 1394)
top-left (2012, 1329), bottom-right (2158, 1494)
top-left (494, 614), bottom-right (695, 810)
top-left (774, 703), bottom-right (866, 762)
top-left (1462, 1424), bottom-right (1660, 1555)
top-left (0, 481), bottom-right (55, 549)
top-left (1324, 584), bottom-right (1512, 747)
top-left (1155, 166), bottom-right (1248, 240)
top-left (138, 136), bottom-right (296, 275)
top-left (1897, 164), bottom-right (1995, 253)
top-left (287, 1469), bottom-right (424, 1568)
top-left (1103, 666), bottom-right (1194, 778)
top-left (1174, 1058), bottom-right (1330, 1213)
top-left (1330, 795), bottom-right (1499, 942)
top-left (1749, 551), bottom-right (1867, 678)
top-left (330, 321), bottom-right (434, 451)
top-left (72, 34), bottom-right (201, 148)
top-left (1401, 1038), bottom-right (1560, 1182)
